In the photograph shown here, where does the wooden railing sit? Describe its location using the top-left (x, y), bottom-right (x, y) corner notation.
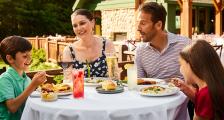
top-left (26, 36), bottom-right (131, 80)
top-left (26, 36), bottom-right (129, 63)
top-left (26, 36), bottom-right (76, 63)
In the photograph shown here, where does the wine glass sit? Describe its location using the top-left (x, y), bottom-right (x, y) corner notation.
top-left (57, 53), bottom-right (73, 83)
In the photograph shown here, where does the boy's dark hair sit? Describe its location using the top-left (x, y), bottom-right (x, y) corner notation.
top-left (0, 36), bottom-right (32, 65)
top-left (71, 9), bottom-right (94, 21)
top-left (139, 2), bottom-right (167, 30)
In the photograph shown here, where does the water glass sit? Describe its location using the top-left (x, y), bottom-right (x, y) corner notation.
top-left (127, 64), bottom-right (137, 90)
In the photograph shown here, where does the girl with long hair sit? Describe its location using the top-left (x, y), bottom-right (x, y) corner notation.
top-left (172, 40), bottom-right (224, 120)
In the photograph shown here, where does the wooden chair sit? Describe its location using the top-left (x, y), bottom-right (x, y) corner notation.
top-left (118, 61), bottom-right (134, 80)
top-left (213, 45), bottom-right (223, 58)
top-left (0, 67), bottom-right (6, 75)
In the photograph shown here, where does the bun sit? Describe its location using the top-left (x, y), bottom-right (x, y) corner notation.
top-left (101, 80), bottom-right (116, 90)
top-left (40, 83), bottom-right (72, 93)
top-left (54, 84), bottom-right (72, 93)
top-left (41, 92), bottom-right (58, 101)
top-left (41, 83), bottom-right (55, 92)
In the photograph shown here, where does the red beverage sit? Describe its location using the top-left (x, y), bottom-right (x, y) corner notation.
top-left (72, 69), bottom-right (84, 98)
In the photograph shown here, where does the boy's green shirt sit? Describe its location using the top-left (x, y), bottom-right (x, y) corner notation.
top-left (0, 67), bottom-right (31, 120)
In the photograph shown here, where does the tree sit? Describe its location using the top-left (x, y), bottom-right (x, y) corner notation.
top-left (0, 0), bottom-right (74, 40)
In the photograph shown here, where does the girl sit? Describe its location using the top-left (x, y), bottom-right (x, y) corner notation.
top-left (172, 40), bottom-right (224, 120)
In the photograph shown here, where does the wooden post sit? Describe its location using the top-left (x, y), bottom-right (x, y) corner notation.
top-left (178, 0), bottom-right (192, 38)
top-left (205, 8), bottom-right (209, 33)
top-left (212, 0), bottom-right (222, 36)
top-left (46, 38), bottom-right (49, 62)
top-left (56, 40), bottom-right (59, 62)
top-left (35, 36), bottom-right (39, 49)
top-left (135, 0), bottom-right (145, 40)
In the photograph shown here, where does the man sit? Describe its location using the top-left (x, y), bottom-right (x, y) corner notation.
top-left (136, 2), bottom-right (190, 79)
top-left (136, 3), bottom-right (193, 120)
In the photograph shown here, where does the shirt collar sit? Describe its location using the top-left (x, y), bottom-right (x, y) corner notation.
top-left (7, 67), bottom-right (27, 81)
top-left (145, 32), bottom-right (179, 51)
top-left (167, 32), bottom-right (179, 44)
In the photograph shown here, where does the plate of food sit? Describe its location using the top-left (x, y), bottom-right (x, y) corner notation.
top-left (96, 80), bottom-right (124, 94)
top-left (37, 83), bottom-right (72, 96)
top-left (53, 84), bottom-right (72, 95)
top-left (137, 78), bottom-right (164, 85)
top-left (84, 77), bottom-right (108, 86)
top-left (139, 85), bottom-right (180, 96)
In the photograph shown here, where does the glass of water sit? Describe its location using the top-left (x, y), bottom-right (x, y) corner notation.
top-left (127, 64), bottom-right (137, 90)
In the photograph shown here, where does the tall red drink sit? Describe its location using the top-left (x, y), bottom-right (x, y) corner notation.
top-left (72, 69), bottom-right (84, 98)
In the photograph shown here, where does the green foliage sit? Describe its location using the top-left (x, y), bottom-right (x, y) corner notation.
top-left (0, 0), bottom-right (74, 40)
top-left (0, 48), bottom-right (59, 71)
top-left (29, 48), bottom-right (60, 71)
top-left (0, 59), bottom-right (8, 68)
top-left (53, 75), bottom-right (64, 84)
top-left (31, 48), bottom-right (46, 62)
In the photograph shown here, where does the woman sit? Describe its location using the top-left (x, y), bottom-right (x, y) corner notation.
top-left (63, 9), bottom-right (115, 78)
top-left (172, 40), bottom-right (224, 120)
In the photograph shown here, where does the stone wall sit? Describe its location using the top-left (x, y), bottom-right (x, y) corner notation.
top-left (101, 8), bottom-right (136, 41)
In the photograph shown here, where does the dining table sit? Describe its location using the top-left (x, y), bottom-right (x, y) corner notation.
top-left (21, 85), bottom-right (190, 120)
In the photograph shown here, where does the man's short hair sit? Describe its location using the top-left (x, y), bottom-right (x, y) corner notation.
top-left (139, 2), bottom-right (167, 30)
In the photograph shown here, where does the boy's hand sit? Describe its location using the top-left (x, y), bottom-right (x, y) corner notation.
top-left (31, 71), bottom-right (46, 87)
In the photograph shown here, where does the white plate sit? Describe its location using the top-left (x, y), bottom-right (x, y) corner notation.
top-left (35, 83), bottom-right (72, 96)
top-left (56, 91), bottom-right (72, 96)
top-left (31, 91), bottom-right (72, 97)
top-left (139, 85), bottom-right (180, 97)
top-left (84, 77), bottom-right (109, 86)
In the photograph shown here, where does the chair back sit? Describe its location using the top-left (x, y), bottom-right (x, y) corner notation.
top-left (0, 67), bottom-right (6, 75)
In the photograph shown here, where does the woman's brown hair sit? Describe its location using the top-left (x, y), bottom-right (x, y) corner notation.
top-left (180, 40), bottom-right (224, 119)
top-left (71, 9), bottom-right (94, 21)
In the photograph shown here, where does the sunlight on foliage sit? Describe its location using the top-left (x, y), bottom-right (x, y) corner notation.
top-left (29, 48), bottom-right (60, 71)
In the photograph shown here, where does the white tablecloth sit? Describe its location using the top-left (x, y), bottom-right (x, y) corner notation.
top-left (21, 87), bottom-right (190, 120)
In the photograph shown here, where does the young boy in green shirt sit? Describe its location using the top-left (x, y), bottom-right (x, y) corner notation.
top-left (0, 36), bottom-right (46, 120)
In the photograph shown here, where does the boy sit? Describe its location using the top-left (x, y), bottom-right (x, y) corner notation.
top-left (0, 36), bottom-right (46, 120)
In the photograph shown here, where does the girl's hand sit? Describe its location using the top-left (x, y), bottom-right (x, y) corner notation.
top-left (170, 78), bottom-right (186, 91)
top-left (31, 71), bottom-right (46, 87)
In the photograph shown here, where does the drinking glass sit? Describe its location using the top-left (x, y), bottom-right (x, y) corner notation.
top-left (58, 54), bottom-right (73, 83)
top-left (105, 52), bottom-right (118, 80)
top-left (72, 69), bottom-right (84, 99)
top-left (127, 64), bottom-right (137, 90)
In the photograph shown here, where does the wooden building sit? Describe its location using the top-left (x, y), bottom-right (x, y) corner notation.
top-left (73, 0), bottom-right (223, 39)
